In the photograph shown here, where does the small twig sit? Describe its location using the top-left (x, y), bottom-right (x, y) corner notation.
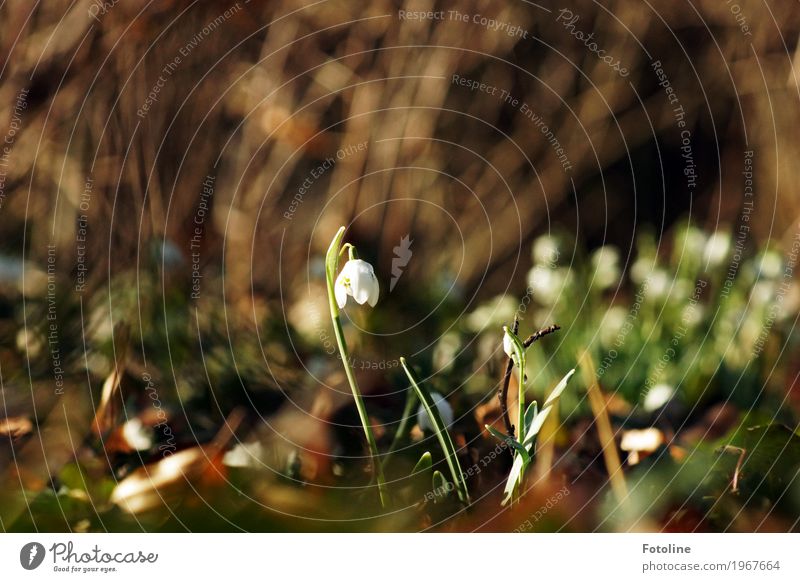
top-left (498, 321), bottom-right (560, 439)
top-left (522, 324), bottom-right (561, 349)
top-left (717, 445), bottom-right (747, 494)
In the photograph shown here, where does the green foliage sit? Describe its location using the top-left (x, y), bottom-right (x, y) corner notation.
top-left (487, 368), bottom-right (575, 505)
top-left (401, 357), bottom-right (470, 505)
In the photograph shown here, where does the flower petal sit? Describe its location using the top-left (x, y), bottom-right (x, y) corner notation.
top-left (367, 277), bottom-right (379, 307)
top-left (353, 281), bottom-right (371, 304)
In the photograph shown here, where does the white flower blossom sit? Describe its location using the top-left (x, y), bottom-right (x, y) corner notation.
top-left (676, 225), bottom-right (707, 258)
top-left (527, 265), bottom-right (572, 305)
top-left (532, 234), bottom-right (561, 266)
top-left (599, 306), bottom-right (627, 347)
top-left (417, 392), bottom-right (454, 431)
top-left (590, 245), bottom-right (621, 290)
top-left (334, 259), bottom-right (379, 309)
top-left (703, 231), bottom-right (731, 268)
top-left (756, 250), bottom-right (783, 280)
top-left (645, 268), bottom-right (670, 301)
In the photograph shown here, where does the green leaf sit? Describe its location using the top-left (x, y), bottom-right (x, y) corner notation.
top-left (719, 424), bottom-right (800, 496)
top-left (325, 226), bottom-right (346, 283)
top-left (401, 357), bottom-right (470, 505)
top-left (412, 451), bottom-right (433, 476)
top-left (543, 368), bottom-right (576, 407)
top-left (500, 367), bottom-right (576, 506)
top-left (502, 453), bottom-right (527, 506)
top-left (524, 369), bottom-right (575, 448)
top-left (524, 401), bottom-right (538, 432)
top-left (431, 470), bottom-right (448, 502)
top-left (485, 425), bottom-right (530, 463)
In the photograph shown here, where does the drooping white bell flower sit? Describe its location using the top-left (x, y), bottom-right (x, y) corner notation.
top-left (334, 259), bottom-right (379, 308)
top-left (417, 392), bottom-right (454, 432)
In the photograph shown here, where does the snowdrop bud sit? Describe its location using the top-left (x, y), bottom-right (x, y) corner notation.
top-left (334, 259), bottom-right (379, 309)
top-left (417, 392), bottom-right (454, 432)
top-left (503, 331), bottom-right (514, 360)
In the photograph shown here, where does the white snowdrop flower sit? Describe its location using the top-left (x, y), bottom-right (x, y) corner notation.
top-left (703, 231), bottom-right (731, 268)
top-left (464, 295), bottom-right (517, 332)
top-left (750, 281), bottom-right (775, 306)
top-left (646, 269), bottom-right (670, 300)
top-left (122, 419), bottom-right (154, 451)
top-left (417, 392), bottom-right (454, 432)
top-left (528, 266), bottom-right (571, 305)
top-left (630, 256), bottom-right (654, 285)
top-left (434, 332), bottom-right (461, 372)
top-left (334, 259), bottom-right (379, 309)
top-left (681, 303), bottom-right (705, 327)
top-left (756, 250), bottom-right (783, 280)
top-left (600, 306), bottom-right (627, 347)
top-left (532, 234), bottom-right (561, 266)
top-left (590, 246), bottom-right (620, 290)
top-left (680, 225), bottom-right (708, 257)
top-left (643, 384), bottom-right (674, 412)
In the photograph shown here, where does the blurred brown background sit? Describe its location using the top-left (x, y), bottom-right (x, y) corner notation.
top-left (2, 0), bottom-right (798, 305)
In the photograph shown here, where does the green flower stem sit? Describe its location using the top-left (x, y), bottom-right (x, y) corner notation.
top-left (503, 326), bottom-right (527, 444)
top-left (325, 227), bottom-right (389, 508)
top-left (381, 385), bottom-right (418, 471)
top-left (401, 357), bottom-right (470, 505)
top-left (517, 359), bottom-right (526, 445)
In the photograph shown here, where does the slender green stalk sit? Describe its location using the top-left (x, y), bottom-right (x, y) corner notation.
top-left (325, 227), bottom-right (389, 508)
top-left (503, 326), bottom-right (527, 444)
top-left (518, 358), bottom-right (526, 445)
top-left (401, 357), bottom-right (470, 505)
top-left (381, 386), bottom-right (418, 471)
